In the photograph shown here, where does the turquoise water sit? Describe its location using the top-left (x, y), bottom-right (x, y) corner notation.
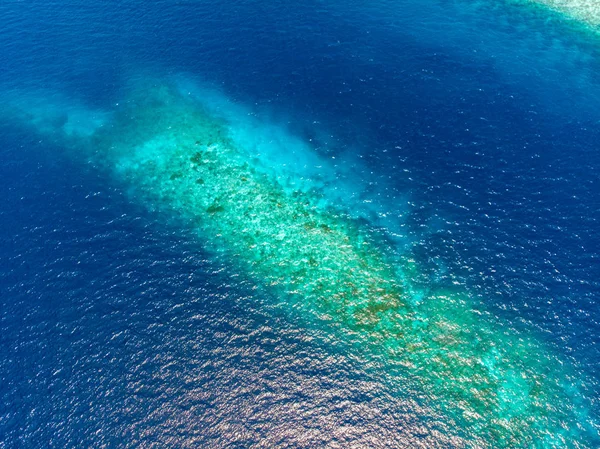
top-left (1, 0), bottom-right (599, 447)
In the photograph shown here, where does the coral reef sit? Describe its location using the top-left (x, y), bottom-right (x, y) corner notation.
top-left (8, 79), bottom-right (594, 447)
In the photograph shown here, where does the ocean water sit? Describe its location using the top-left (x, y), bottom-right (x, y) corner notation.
top-left (1, 0), bottom-right (599, 448)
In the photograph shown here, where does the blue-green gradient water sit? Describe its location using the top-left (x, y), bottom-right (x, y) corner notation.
top-left (1, 0), bottom-right (599, 447)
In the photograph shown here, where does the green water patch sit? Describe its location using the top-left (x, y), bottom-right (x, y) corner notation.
top-left (7, 79), bottom-right (597, 446)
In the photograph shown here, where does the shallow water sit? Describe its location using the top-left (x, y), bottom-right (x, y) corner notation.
top-left (1, 0), bottom-right (599, 447)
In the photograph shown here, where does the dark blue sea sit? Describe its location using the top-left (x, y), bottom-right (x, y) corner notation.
top-left (1, 0), bottom-right (599, 447)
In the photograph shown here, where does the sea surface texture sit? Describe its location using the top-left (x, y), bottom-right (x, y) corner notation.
top-left (1, 1), bottom-right (599, 448)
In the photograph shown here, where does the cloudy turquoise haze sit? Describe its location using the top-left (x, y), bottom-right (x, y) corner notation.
top-left (1, 0), bottom-right (599, 447)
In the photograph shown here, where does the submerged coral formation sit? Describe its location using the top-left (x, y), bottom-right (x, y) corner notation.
top-left (9, 80), bottom-right (595, 447)
top-left (514, 0), bottom-right (600, 27)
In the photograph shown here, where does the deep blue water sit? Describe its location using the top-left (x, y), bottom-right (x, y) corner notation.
top-left (1, 0), bottom-right (599, 447)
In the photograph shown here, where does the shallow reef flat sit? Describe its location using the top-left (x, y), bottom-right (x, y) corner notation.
top-left (513, 0), bottom-right (600, 27)
top-left (8, 79), bottom-right (596, 447)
